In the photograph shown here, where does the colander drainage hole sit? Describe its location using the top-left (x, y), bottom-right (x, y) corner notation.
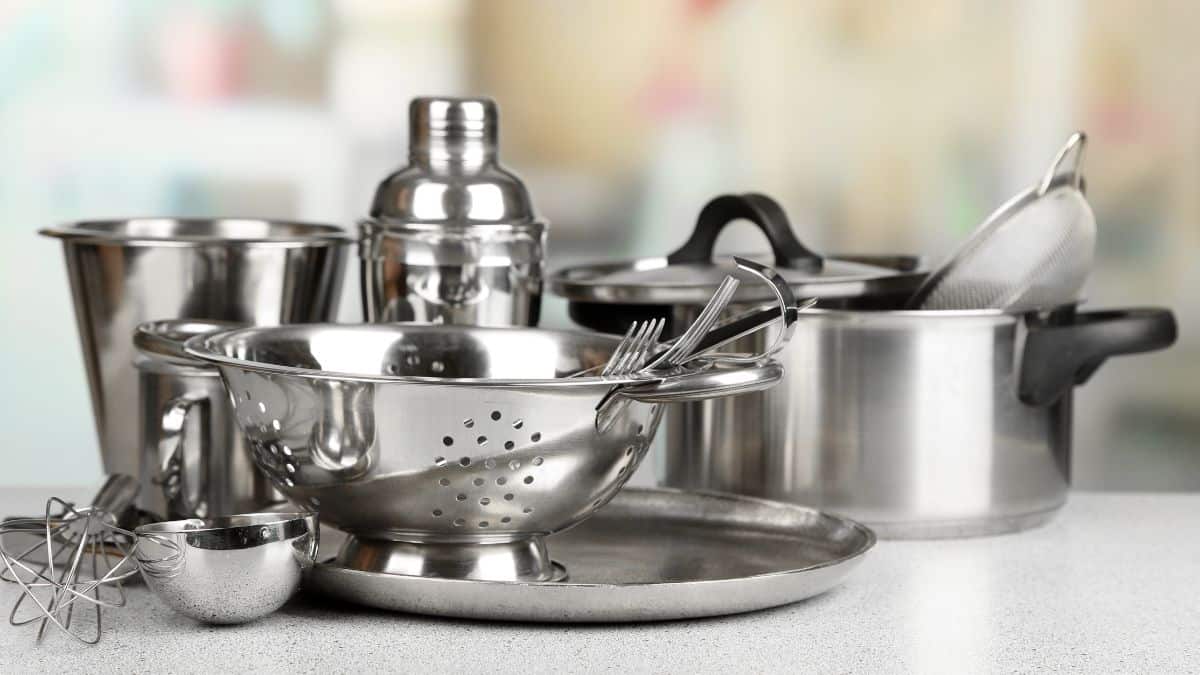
top-left (496, 477), bottom-right (507, 486)
top-left (532, 456), bottom-right (544, 466)
top-left (479, 521), bottom-right (489, 528)
top-left (432, 509), bottom-right (443, 517)
top-left (438, 478), bottom-right (450, 487)
top-left (625, 446), bottom-right (634, 456)
top-left (501, 517), bottom-right (511, 524)
top-left (491, 410), bottom-right (502, 421)
top-left (530, 432), bottom-right (542, 443)
top-left (456, 494), bottom-right (467, 501)
top-left (523, 507), bottom-right (533, 514)
top-left (512, 419), bottom-right (524, 430)
top-left (434, 456), bottom-right (446, 466)
top-left (258, 402), bottom-right (266, 413)
top-left (442, 436), bottom-right (454, 447)
top-left (484, 458), bottom-right (496, 469)
top-left (479, 497), bottom-right (490, 506)
top-left (523, 476), bottom-right (534, 484)
top-left (476, 436), bottom-right (488, 446)
top-left (453, 518), bottom-right (465, 527)
top-left (636, 424), bottom-right (644, 435)
top-left (459, 457), bottom-right (471, 467)
top-left (473, 478), bottom-right (484, 487)
top-left (508, 460), bottom-right (521, 471)
top-left (463, 418), bottom-right (474, 429)
top-left (504, 493), bottom-right (514, 501)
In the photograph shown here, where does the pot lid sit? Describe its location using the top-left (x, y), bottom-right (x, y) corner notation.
top-left (551, 193), bottom-right (924, 305)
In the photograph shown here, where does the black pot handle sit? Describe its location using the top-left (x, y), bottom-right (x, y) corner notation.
top-left (666, 193), bottom-right (823, 272)
top-left (1019, 307), bottom-right (1177, 407)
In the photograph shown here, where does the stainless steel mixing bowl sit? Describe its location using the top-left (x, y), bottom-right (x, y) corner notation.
top-left (134, 513), bottom-right (318, 624)
top-left (183, 324), bottom-right (782, 581)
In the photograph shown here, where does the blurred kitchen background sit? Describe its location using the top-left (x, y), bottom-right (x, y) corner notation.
top-left (1, 0), bottom-right (1195, 489)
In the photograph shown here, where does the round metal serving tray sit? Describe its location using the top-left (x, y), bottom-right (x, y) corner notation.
top-left (307, 488), bottom-right (874, 622)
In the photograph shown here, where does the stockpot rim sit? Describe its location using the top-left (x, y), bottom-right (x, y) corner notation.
top-left (39, 217), bottom-right (355, 248)
top-left (795, 304), bottom-right (1079, 326)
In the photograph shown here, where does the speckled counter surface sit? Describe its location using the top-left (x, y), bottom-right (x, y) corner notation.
top-left (1, 488), bottom-right (1196, 674)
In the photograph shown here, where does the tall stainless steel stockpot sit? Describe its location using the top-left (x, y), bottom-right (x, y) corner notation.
top-left (553, 193), bottom-right (1178, 537)
top-left (40, 218), bottom-right (351, 490)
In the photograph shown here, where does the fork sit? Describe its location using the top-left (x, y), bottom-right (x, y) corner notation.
top-left (599, 317), bottom-right (665, 378)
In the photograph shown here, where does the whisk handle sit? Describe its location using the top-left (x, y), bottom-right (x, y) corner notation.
top-left (92, 474), bottom-right (140, 517)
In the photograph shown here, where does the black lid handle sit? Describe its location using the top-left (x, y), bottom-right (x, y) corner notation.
top-left (1018, 307), bottom-right (1177, 407)
top-left (666, 193), bottom-right (823, 272)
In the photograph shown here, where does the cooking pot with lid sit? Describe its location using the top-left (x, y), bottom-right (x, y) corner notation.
top-left (551, 193), bottom-right (1177, 538)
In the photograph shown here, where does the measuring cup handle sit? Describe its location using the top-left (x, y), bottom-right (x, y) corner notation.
top-left (156, 393), bottom-right (210, 518)
top-left (666, 193), bottom-right (823, 272)
top-left (1018, 307), bottom-right (1177, 407)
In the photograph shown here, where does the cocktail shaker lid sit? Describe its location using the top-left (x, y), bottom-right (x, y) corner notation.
top-left (369, 97), bottom-right (542, 228)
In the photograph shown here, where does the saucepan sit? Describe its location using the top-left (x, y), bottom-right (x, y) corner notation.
top-left (553, 193), bottom-right (1177, 537)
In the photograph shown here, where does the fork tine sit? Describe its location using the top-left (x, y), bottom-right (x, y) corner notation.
top-left (601, 321), bottom-right (639, 377)
top-left (638, 319), bottom-right (665, 371)
top-left (606, 320), bottom-right (648, 377)
top-left (620, 320), bottom-right (655, 374)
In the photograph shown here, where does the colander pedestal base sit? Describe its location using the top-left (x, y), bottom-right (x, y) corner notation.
top-left (335, 535), bottom-right (567, 582)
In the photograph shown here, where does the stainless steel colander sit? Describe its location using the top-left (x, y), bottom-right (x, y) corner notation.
top-left (184, 324), bottom-right (782, 582)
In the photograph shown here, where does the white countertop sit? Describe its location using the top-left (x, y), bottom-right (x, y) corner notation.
top-left (0, 487), bottom-right (1196, 674)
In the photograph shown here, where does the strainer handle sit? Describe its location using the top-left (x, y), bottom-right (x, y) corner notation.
top-left (618, 360), bottom-right (784, 403)
top-left (155, 393), bottom-right (210, 518)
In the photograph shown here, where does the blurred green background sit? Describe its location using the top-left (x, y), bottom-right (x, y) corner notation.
top-left (1, 0), bottom-right (1195, 488)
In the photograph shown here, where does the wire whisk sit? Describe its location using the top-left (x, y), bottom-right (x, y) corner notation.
top-left (0, 475), bottom-right (141, 644)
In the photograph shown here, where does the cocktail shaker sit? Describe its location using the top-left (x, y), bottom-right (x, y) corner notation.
top-left (360, 97), bottom-right (546, 327)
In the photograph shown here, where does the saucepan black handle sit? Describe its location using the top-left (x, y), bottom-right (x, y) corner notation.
top-left (666, 193), bottom-right (823, 272)
top-left (1018, 307), bottom-right (1177, 407)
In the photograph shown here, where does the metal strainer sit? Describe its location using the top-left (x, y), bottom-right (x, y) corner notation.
top-left (908, 132), bottom-right (1095, 311)
top-left (183, 324), bottom-right (783, 582)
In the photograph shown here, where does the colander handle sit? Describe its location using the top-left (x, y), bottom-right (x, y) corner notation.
top-left (618, 360), bottom-right (784, 403)
top-left (154, 393), bottom-right (210, 518)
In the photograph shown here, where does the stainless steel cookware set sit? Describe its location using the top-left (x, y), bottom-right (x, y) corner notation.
top-left (7, 100), bottom-right (1178, 641)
